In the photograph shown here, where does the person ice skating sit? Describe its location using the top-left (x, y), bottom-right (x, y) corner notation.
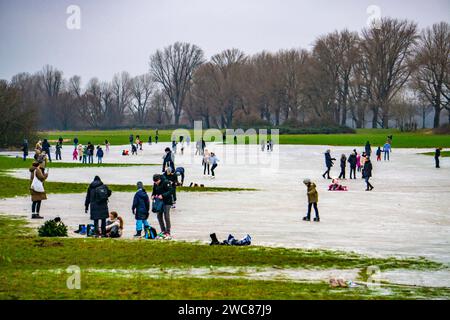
top-left (132, 181), bottom-right (151, 238)
top-left (22, 139), bottom-right (29, 161)
top-left (376, 146), bottom-right (382, 162)
top-left (96, 146), bottom-right (104, 164)
top-left (362, 157), bottom-right (374, 191)
top-left (338, 154), bottom-right (347, 179)
top-left (322, 149), bottom-right (336, 179)
top-left (365, 141), bottom-right (372, 157)
top-left (348, 150), bottom-right (357, 179)
top-left (383, 141), bottom-right (391, 161)
top-left (29, 160), bottom-right (48, 219)
top-left (435, 147), bottom-right (442, 168)
top-left (72, 147), bottom-right (78, 161)
top-left (55, 142), bottom-right (62, 160)
top-left (77, 144), bottom-right (83, 162)
top-left (106, 211), bottom-right (123, 238)
top-left (302, 179), bottom-right (319, 222)
top-left (152, 174), bottom-right (174, 239)
top-left (85, 176), bottom-right (112, 237)
top-left (162, 147), bottom-right (175, 172)
top-left (210, 152), bottom-right (219, 178)
top-left (202, 148), bottom-right (211, 175)
top-left (105, 139), bottom-right (110, 152)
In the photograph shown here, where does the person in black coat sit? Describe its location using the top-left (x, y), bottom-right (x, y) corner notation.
top-left (152, 174), bottom-right (174, 237)
top-left (162, 147), bottom-right (175, 172)
top-left (435, 148), bottom-right (442, 168)
top-left (338, 154), bottom-right (347, 179)
top-left (348, 151), bottom-right (357, 179)
top-left (85, 176), bottom-right (112, 237)
top-left (22, 139), bottom-right (29, 161)
top-left (322, 149), bottom-right (336, 179)
top-left (362, 158), bottom-right (374, 191)
top-left (42, 139), bottom-right (52, 162)
top-left (132, 181), bottom-right (150, 237)
top-left (365, 141), bottom-right (372, 157)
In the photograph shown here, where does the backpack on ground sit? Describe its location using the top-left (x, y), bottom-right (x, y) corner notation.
top-left (144, 226), bottom-right (157, 239)
top-left (94, 184), bottom-right (109, 203)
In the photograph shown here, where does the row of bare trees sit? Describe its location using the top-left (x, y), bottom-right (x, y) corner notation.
top-left (2, 18), bottom-right (449, 132)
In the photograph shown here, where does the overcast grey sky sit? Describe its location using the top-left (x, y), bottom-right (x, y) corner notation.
top-left (0, 0), bottom-right (449, 83)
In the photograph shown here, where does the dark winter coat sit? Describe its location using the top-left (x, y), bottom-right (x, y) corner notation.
top-left (152, 177), bottom-right (174, 205)
top-left (162, 152), bottom-right (175, 172)
top-left (42, 140), bottom-right (50, 153)
top-left (435, 149), bottom-right (441, 158)
top-left (365, 143), bottom-right (372, 156)
top-left (97, 148), bottom-right (104, 158)
top-left (362, 161), bottom-right (373, 178)
top-left (340, 156), bottom-right (347, 168)
top-left (132, 189), bottom-right (150, 220)
top-left (325, 152), bottom-right (335, 168)
top-left (348, 154), bottom-right (357, 168)
top-left (85, 179), bottom-right (112, 220)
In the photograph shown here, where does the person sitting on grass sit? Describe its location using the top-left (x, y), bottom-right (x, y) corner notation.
top-left (132, 181), bottom-right (150, 238)
top-left (106, 211), bottom-right (123, 238)
top-left (302, 179), bottom-right (320, 222)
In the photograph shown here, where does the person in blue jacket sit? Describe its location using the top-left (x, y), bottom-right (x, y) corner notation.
top-left (132, 181), bottom-right (150, 238)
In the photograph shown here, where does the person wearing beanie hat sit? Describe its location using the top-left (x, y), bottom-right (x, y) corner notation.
top-left (302, 179), bottom-right (320, 222)
top-left (132, 181), bottom-right (150, 237)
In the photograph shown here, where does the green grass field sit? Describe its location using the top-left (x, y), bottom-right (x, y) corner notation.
top-left (39, 129), bottom-right (450, 148)
top-left (0, 156), bottom-right (255, 199)
top-left (1, 215), bottom-right (448, 300)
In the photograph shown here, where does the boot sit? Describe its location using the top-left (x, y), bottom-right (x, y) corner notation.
top-left (74, 224), bottom-right (85, 234)
top-left (210, 233), bottom-right (220, 245)
top-left (302, 216), bottom-right (310, 221)
top-left (314, 217), bottom-right (320, 222)
top-left (31, 214), bottom-right (44, 219)
top-left (134, 230), bottom-right (142, 238)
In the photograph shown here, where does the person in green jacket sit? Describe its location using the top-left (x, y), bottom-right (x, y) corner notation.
top-left (302, 179), bottom-right (320, 222)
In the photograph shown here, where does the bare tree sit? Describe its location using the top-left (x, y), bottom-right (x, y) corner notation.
top-left (412, 22), bottom-right (450, 127)
top-left (361, 18), bottom-right (418, 128)
top-left (150, 42), bottom-right (204, 125)
top-left (129, 74), bottom-right (154, 125)
top-left (111, 71), bottom-right (132, 126)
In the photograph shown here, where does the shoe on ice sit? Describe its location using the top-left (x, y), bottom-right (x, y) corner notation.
top-left (302, 216), bottom-right (310, 221)
top-left (313, 217), bottom-right (320, 222)
top-left (31, 214), bottom-right (44, 219)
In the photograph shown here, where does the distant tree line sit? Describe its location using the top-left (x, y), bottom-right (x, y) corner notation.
top-left (1, 18), bottom-right (449, 143)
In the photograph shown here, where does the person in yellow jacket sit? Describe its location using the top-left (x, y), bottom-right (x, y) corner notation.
top-left (302, 179), bottom-right (320, 222)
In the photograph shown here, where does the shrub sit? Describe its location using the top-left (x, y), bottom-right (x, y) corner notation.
top-left (38, 219), bottom-right (68, 237)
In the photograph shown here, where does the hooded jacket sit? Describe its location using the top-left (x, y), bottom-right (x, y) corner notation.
top-left (306, 182), bottom-right (318, 203)
top-left (132, 188), bottom-right (150, 220)
top-left (85, 178), bottom-right (112, 220)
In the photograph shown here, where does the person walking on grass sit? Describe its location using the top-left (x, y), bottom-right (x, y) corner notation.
top-left (210, 152), bottom-right (219, 178)
top-left (322, 149), bottom-right (335, 179)
top-left (85, 176), bottom-right (112, 237)
top-left (338, 154), bottom-right (347, 179)
top-left (383, 141), bottom-right (391, 161)
top-left (152, 174), bottom-right (174, 239)
top-left (435, 147), bottom-right (442, 168)
top-left (96, 146), bottom-right (104, 164)
top-left (362, 157), bottom-right (374, 191)
top-left (29, 159), bottom-right (48, 219)
top-left (55, 142), bottom-right (62, 161)
top-left (132, 181), bottom-right (151, 238)
top-left (348, 150), bottom-right (357, 179)
top-left (376, 146), bottom-right (382, 162)
top-left (22, 139), bottom-right (29, 161)
top-left (302, 179), bottom-right (320, 222)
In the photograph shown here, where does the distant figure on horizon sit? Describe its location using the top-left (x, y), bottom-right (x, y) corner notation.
top-left (435, 147), bottom-right (442, 168)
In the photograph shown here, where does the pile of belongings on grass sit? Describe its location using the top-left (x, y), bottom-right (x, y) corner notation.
top-left (328, 178), bottom-right (348, 191)
top-left (209, 233), bottom-right (252, 246)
